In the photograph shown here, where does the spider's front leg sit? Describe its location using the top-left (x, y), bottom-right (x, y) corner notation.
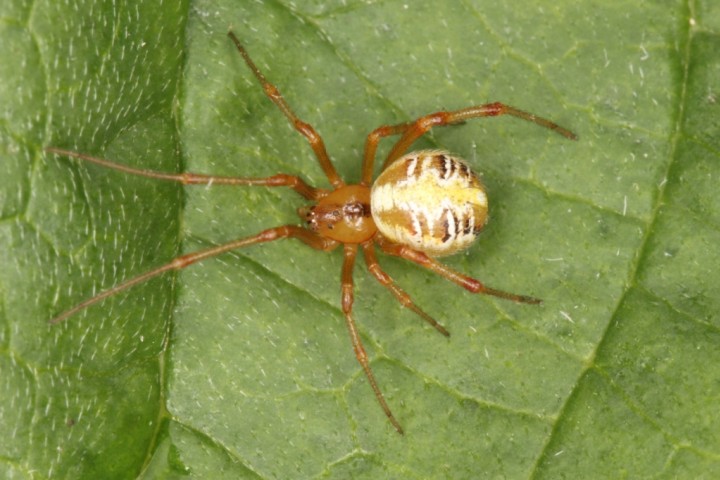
top-left (45, 148), bottom-right (328, 200)
top-left (50, 226), bottom-right (338, 324)
top-left (340, 244), bottom-right (404, 434)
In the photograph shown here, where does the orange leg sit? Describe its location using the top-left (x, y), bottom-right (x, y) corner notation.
top-left (362, 242), bottom-right (449, 336)
top-left (382, 102), bottom-right (578, 170)
top-left (45, 148), bottom-right (328, 201)
top-left (376, 237), bottom-right (541, 305)
top-left (228, 32), bottom-right (343, 189)
top-left (360, 122), bottom-right (414, 185)
top-left (51, 226), bottom-right (338, 324)
top-left (340, 244), bottom-right (404, 434)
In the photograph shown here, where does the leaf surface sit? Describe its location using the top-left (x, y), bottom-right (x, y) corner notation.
top-left (1, 1), bottom-right (719, 478)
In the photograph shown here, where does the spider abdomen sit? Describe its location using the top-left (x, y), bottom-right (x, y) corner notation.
top-left (371, 150), bottom-right (488, 257)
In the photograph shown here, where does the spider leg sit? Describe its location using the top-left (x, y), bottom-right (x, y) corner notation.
top-left (341, 244), bottom-right (404, 434)
top-left (382, 102), bottom-right (578, 170)
top-left (51, 226), bottom-right (338, 324)
top-left (376, 237), bottom-right (542, 305)
top-left (360, 122), bottom-right (414, 185)
top-left (227, 32), bottom-right (343, 189)
top-left (45, 148), bottom-right (328, 200)
top-left (362, 242), bottom-right (449, 336)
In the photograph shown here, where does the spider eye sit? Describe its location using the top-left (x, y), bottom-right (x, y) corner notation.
top-left (297, 205), bottom-right (314, 218)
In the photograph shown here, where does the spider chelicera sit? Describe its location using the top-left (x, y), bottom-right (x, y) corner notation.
top-left (46, 31), bottom-right (576, 434)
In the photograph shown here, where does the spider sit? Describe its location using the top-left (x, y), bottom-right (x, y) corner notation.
top-left (46, 31), bottom-right (577, 434)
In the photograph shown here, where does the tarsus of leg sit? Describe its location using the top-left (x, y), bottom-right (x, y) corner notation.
top-left (44, 147), bottom-right (326, 200)
top-left (341, 244), bottom-right (404, 434)
top-left (227, 31), bottom-right (343, 189)
top-left (362, 242), bottom-right (449, 336)
top-left (50, 226), bottom-right (338, 324)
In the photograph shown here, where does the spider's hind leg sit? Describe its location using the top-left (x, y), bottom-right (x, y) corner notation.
top-left (381, 102), bottom-right (577, 170)
top-left (376, 237), bottom-right (542, 305)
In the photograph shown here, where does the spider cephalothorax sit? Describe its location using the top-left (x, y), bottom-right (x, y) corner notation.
top-left (299, 185), bottom-right (375, 242)
top-left (46, 31), bottom-right (576, 434)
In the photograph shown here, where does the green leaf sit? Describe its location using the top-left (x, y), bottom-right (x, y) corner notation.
top-left (2, 0), bottom-right (719, 478)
